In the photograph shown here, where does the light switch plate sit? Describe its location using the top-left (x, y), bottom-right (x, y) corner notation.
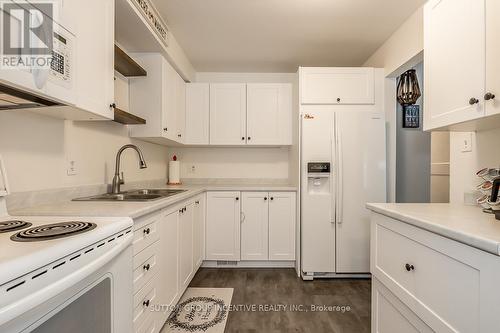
top-left (461, 133), bottom-right (473, 152)
top-left (67, 160), bottom-right (77, 176)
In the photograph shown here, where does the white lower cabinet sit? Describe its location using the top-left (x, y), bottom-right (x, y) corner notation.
top-left (241, 192), bottom-right (269, 260)
top-left (207, 191), bottom-right (296, 263)
top-left (178, 202), bottom-right (194, 291)
top-left (268, 192), bottom-right (296, 260)
top-left (132, 194), bottom-right (206, 333)
top-left (371, 212), bottom-right (500, 332)
top-left (205, 191), bottom-right (241, 260)
top-left (193, 196), bottom-right (205, 267)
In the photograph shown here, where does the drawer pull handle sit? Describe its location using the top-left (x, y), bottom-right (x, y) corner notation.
top-left (143, 228), bottom-right (151, 235)
top-left (143, 264), bottom-right (151, 271)
top-left (405, 263), bottom-right (415, 272)
top-left (143, 299), bottom-right (150, 307)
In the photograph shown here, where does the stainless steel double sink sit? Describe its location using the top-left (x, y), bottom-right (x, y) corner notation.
top-left (73, 189), bottom-right (187, 202)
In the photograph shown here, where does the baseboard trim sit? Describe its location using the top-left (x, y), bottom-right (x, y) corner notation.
top-left (202, 260), bottom-right (296, 268)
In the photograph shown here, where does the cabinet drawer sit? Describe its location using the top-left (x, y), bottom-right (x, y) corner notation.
top-left (133, 219), bottom-right (160, 255)
top-left (372, 278), bottom-right (433, 333)
top-left (372, 215), bottom-right (480, 332)
top-left (133, 241), bottom-right (160, 294)
top-left (133, 275), bottom-right (159, 331)
top-left (136, 316), bottom-right (157, 333)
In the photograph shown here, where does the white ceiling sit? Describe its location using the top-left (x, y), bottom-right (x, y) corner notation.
top-left (153, 0), bottom-right (426, 73)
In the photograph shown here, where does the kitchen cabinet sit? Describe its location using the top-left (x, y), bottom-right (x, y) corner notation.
top-left (158, 210), bottom-right (179, 311)
top-left (72, 0), bottom-right (115, 120)
top-left (370, 212), bottom-right (500, 332)
top-left (268, 192), bottom-right (296, 260)
top-left (241, 192), bottom-right (269, 260)
top-left (193, 195), bottom-right (205, 268)
top-left (486, 0), bottom-right (500, 117)
top-left (178, 202), bottom-right (194, 291)
top-left (175, 72), bottom-right (186, 143)
top-left (423, 0), bottom-right (486, 130)
top-left (299, 67), bottom-right (375, 105)
top-left (247, 84), bottom-right (292, 145)
top-left (209, 84), bottom-right (247, 145)
top-left (129, 54), bottom-right (185, 144)
top-left (205, 191), bottom-right (241, 260)
top-left (185, 83), bottom-right (210, 144)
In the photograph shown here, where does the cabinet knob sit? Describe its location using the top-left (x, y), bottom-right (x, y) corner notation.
top-left (248, 137), bottom-right (251, 140)
top-left (195, 200), bottom-right (200, 204)
top-left (143, 228), bottom-right (150, 235)
top-left (485, 92), bottom-right (496, 101)
top-left (469, 97), bottom-right (479, 105)
top-left (264, 197), bottom-right (267, 201)
top-left (270, 197), bottom-right (274, 201)
top-left (178, 134), bottom-right (182, 137)
top-left (336, 98), bottom-right (341, 103)
top-left (241, 137), bottom-right (245, 141)
top-left (143, 263), bottom-right (151, 271)
top-left (163, 127), bottom-right (168, 132)
top-left (143, 300), bottom-right (150, 307)
top-left (405, 263), bottom-right (415, 272)
top-left (236, 197), bottom-right (239, 201)
top-left (110, 103), bottom-right (116, 109)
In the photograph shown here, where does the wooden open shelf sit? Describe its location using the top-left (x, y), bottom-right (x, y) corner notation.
top-left (114, 45), bottom-right (147, 77)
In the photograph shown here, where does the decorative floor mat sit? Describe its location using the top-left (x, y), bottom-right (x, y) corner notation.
top-left (162, 288), bottom-right (233, 333)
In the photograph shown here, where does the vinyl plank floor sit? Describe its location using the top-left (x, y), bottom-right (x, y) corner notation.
top-left (188, 268), bottom-right (371, 333)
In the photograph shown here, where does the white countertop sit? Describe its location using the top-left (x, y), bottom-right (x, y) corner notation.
top-left (11, 184), bottom-right (297, 219)
top-left (367, 203), bottom-right (500, 256)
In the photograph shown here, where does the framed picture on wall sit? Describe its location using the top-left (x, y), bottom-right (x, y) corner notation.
top-left (403, 104), bottom-right (420, 128)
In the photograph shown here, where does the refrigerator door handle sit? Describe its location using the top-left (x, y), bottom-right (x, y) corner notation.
top-left (335, 116), bottom-right (344, 224)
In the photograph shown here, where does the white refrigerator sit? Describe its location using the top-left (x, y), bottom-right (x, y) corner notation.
top-left (301, 107), bottom-right (386, 277)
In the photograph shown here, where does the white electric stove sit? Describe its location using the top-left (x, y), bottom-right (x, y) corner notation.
top-left (0, 156), bottom-right (134, 333)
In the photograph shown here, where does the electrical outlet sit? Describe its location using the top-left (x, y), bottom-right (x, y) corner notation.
top-left (189, 164), bottom-right (196, 174)
top-left (67, 160), bottom-right (77, 176)
top-left (461, 133), bottom-right (473, 152)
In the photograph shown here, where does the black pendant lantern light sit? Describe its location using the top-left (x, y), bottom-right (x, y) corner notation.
top-left (397, 69), bottom-right (421, 106)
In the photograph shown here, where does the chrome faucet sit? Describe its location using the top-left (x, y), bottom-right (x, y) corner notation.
top-left (111, 144), bottom-right (147, 194)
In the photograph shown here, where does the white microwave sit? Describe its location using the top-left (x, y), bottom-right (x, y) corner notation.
top-left (0, 1), bottom-right (76, 109)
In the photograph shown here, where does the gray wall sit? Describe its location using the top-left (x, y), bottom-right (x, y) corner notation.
top-left (396, 62), bottom-right (431, 203)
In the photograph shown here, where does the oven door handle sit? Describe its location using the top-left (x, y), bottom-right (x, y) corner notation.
top-left (0, 234), bottom-right (132, 326)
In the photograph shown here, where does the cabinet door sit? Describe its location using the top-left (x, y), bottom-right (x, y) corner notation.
top-left (193, 195), bottom-right (205, 268)
top-left (424, 0), bottom-right (485, 130)
top-left (158, 210), bottom-right (179, 312)
top-left (241, 192), bottom-right (269, 261)
top-left (73, 0), bottom-right (114, 119)
top-left (300, 67), bottom-right (375, 105)
top-left (175, 73), bottom-right (186, 143)
top-left (209, 84), bottom-right (247, 145)
top-left (247, 84), bottom-right (292, 145)
top-left (186, 83), bottom-right (210, 144)
top-left (486, 0), bottom-right (500, 116)
top-left (179, 202), bottom-right (194, 291)
top-left (163, 62), bottom-right (178, 141)
top-left (205, 191), bottom-right (241, 260)
top-left (268, 192), bottom-right (296, 261)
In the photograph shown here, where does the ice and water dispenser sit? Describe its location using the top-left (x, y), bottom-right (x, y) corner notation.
top-left (307, 162), bottom-right (331, 194)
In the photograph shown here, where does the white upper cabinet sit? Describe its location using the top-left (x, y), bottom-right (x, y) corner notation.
top-left (268, 192), bottom-right (296, 261)
top-left (424, 0), bottom-right (486, 130)
top-left (72, 0), bottom-right (114, 120)
top-left (247, 84), bottom-right (292, 145)
top-left (129, 54), bottom-right (185, 144)
top-left (185, 83), bottom-right (210, 144)
top-left (485, 0), bottom-right (500, 117)
top-left (205, 192), bottom-right (241, 261)
top-left (300, 67), bottom-right (375, 105)
top-left (241, 192), bottom-right (269, 261)
top-left (209, 84), bottom-right (247, 145)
